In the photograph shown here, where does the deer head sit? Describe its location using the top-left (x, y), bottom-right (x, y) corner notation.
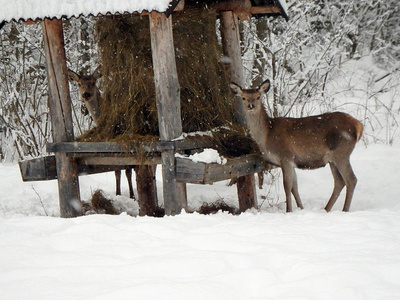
top-left (68, 66), bottom-right (102, 122)
top-left (229, 79), bottom-right (271, 112)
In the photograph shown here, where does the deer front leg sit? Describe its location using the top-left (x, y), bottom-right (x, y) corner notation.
top-left (115, 170), bottom-right (121, 196)
top-left (281, 161), bottom-right (295, 213)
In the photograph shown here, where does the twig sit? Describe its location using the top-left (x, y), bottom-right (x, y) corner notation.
top-left (31, 185), bottom-right (48, 216)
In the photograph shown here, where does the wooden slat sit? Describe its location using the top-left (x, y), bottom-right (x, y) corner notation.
top-left (47, 137), bottom-right (213, 153)
top-left (47, 141), bottom-right (172, 153)
top-left (214, 0), bottom-right (252, 20)
top-left (204, 155), bottom-right (265, 183)
top-left (175, 158), bottom-right (207, 184)
top-left (250, 6), bottom-right (282, 15)
top-left (19, 156), bottom-right (141, 181)
top-left (19, 156), bottom-right (58, 181)
top-left (78, 155), bottom-right (161, 166)
top-left (176, 154), bottom-right (266, 184)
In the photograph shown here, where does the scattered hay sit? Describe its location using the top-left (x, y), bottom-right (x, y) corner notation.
top-left (197, 200), bottom-right (239, 215)
top-left (90, 190), bottom-right (118, 215)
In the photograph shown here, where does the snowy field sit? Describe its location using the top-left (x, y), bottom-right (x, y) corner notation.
top-left (1, 141), bottom-right (400, 300)
top-left (1, 54), bottom-right (400, 299)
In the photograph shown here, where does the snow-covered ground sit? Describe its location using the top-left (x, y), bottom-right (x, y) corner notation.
top-left (1, 141), bottom-right (400, 299)
top-left (1, 56), bottom-right (400, 299)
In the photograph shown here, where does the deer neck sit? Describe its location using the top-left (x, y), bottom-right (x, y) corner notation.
top-left (86, 89), bottom-right (102, 123)
top-left (246, 106), bottom-right (271, 158)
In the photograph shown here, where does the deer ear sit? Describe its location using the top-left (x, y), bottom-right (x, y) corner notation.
top-left (259, 79), bottom-right (271, 95)
top-left (229, 82), bottom-right (243, 96)
top-left (68, 69), bottom-right (80, 82)
top-left (92, 66), bottom-right (102, 80)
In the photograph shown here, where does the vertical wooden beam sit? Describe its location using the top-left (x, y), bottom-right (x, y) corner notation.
top-left (220, 11), bottom-right (258, 212)
top-left (42, 19), bottom-right (81, 218)
top-left (149, 12), bottom-right (187, 215)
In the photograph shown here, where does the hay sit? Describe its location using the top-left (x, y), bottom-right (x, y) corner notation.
top-left (197, 200), bottom-right (239, 215)
top-left (79, 4), bottom-right (255, 157)
top-left (90, 190), bottom-right (118, 215)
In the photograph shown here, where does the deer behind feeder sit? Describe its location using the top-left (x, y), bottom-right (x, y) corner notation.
top-left (68, 68), bottom-right (135, 199)
top-left (229, 80), bottom-right (363, 212)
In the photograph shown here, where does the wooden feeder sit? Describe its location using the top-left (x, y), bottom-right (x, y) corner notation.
top-left (2, 0), bottom-right (288, 217)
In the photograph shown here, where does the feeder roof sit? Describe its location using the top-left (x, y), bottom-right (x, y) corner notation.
top-left (0, 0), bottom-right (179, 23)
top-left (0, 0), bottom-right (288, 24)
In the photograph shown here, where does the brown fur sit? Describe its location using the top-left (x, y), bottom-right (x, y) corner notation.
top-left (229, 80), bottom-right (364, 212)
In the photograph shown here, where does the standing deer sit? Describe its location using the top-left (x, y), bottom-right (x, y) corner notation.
top-left (229, 79), bottom-right (363, 212)
top-left (68, 67), bottom-right (134, 199)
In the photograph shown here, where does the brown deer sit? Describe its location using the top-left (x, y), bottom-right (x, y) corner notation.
top-left (68, 67), bottom-right (134, 199)
top-left (229, 79), bottom-right (363, 212)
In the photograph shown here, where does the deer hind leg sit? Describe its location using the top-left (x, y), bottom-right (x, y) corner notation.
top-left (325, 162), bottom-right (345, 212)
top-left (115, 170), bottom-right (122, 196)
top-left (335, 160), bottom-right (357, 212)
top-left (281, 161), bottom-right (296, 212)
top-left (125, 167), bottom-right (135, 199)
top-left (291, 168), bottom-right (304, 209)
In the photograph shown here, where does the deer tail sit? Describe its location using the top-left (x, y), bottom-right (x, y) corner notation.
top-left (355, 120), bottom-right (364, 142)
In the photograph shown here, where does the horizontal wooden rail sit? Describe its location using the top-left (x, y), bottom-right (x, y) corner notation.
top-left (176, 154), bottom-right (267, 184)
top-left (47, 137), bottom-right (215, 154)
top-left (19, 155), bottom-right (136, 181)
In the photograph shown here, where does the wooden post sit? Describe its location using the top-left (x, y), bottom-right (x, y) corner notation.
top-left (42, 19), bottom-right (81, 217)
top-left (149, 12), bottom-right (187, 215)
top-left (220, 11), bottom-right (258, 212)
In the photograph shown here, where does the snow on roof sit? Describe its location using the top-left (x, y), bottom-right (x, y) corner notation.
top-left (0, 0), bottom-right (175, 23)
top-left (277, 0), bottom-right (288, 12)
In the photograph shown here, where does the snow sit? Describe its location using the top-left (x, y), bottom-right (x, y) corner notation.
top-left (176, 148), bottom-right (227, 165)
top-left (1, 141), bottom-right (400, 299)
top-left (277, 0), bottom-right (288, 15)
top-left (0, 0), bottom-right (173, 23)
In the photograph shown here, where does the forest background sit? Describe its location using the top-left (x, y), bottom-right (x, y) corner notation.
top-left (0, 0), bottom-right (399, 162)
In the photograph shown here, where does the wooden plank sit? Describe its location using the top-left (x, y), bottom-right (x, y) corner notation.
top-left (42, 18), bottom-right (81, 218)
top-left (250, 6), bottom-right (282, 15)
top-left (19, 155), bottom-right (148, 181)
top-left (47, 137), bottom-right (213, 153)
top-left (149, 11), bottom-right (185, 215)
top-left (19, 156), bottom-right (58, 181)
top-left (78, 155), bottom-right (161, 166)
top-left (47, 141), bottom-right (173, 153)
top-left (220, 11), bottom-right (258, 212)
top-left (175, 158), bottom-right (207, 184)
top-left (214, 0), bottom-right (252, 20)
top-left (204, 155), bottom-right (264, 184)
top-left (176, 154), bottom-right (266, 184)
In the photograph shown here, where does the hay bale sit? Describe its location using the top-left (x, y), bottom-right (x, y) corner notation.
top-left (79, 4), bottom-right (256, 158)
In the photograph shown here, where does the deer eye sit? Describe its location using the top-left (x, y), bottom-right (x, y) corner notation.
top-left (256, 96), bottom-right (260, 100)
top-left (242, 97), bottom-right (246, 101)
